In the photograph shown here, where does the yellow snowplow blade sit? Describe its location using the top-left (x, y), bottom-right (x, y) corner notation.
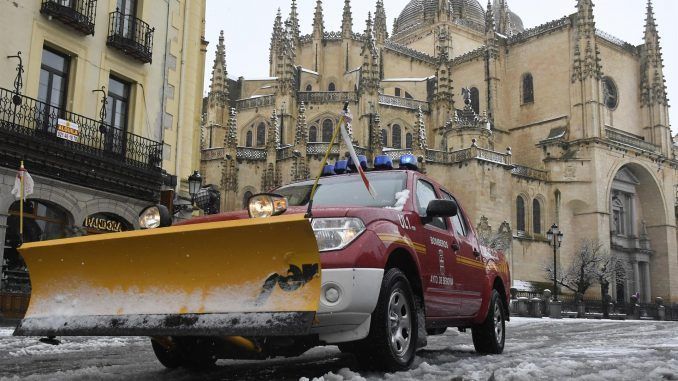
top-left (14, 214), bottom-right (320, 337)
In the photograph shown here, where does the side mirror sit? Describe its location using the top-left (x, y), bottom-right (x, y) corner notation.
top-left (426, 199), bottom-right (458, 218)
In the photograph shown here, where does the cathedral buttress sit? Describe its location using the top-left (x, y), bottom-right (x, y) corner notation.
top-left (221, 107), bottom-right (239, 211)
top-left (640, 0), bottom-right (671, 156)
top-left (570, 0), bottom-right (604, 140)
top-left (205, 31), bottom-right (229, 149)
top-left (485, 0), bottom-right (500, 130)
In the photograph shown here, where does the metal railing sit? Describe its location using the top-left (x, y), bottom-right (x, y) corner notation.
top-left (0, 87), bottom-right (163, 170)
top-left (236, 95), bottom-right (275, 110)
top-left (307, 142), bottom-right (340, 156)
top-left (378, 94), bottom-right (430, 112)
top-left (236, 147), bottom-right (267, 161)
top-left (41, 0), bottom-right (97, 35)
top-left (512, 165), bottom-right (549, 181)
top-left (107, 10), bottom-right (154, 63)
top-left (297, 92), bottom-right (358, 104)
top-left (605, 127), bottom-right (658, 153)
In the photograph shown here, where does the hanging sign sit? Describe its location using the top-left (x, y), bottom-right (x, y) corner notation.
top-left (56, 119), bottom-right (80, 142)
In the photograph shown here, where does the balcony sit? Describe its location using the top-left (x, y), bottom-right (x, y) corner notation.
top-left (0, 87), bottom-right (163, 201)
top-left (107, 10), bottom-right (154, 64)
top-left (41, 0), bottom-right (96, 35)
top-left (297, 92), bottom-right (358, 105)
top-left (378, 94), bottom-right (430, 112)
top-left (605, 127), bottom-right (658, 153)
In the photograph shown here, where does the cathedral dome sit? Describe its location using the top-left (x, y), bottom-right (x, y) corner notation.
top-left (393, 0), bottom-right (486, 35)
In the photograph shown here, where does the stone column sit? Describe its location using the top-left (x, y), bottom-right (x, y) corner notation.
top-left (632, 261), bottom-right (640, 295)
top-left (643, 262), bottom-right (652, 303)
top-left (0, 212), bottom-right (7, 291)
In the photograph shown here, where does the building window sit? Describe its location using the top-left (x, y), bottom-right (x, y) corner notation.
top-left (533, 198), bottom-right (541, 234)
top-left (392, 124), bottom-right (402, 149)
top-left (406, 132), bottom-right (413, 149)
top-left (603, 76), bottom-right (618, 110)
top-left (105, 76), bottom-right (131, 154)
top-left (305, 84), bottom-right (312, 91)
top-left (328, 82), bottom-right (336, 92)
top-left (321, 119), bottom-right (333, 142)
top-left (256, 122), bottom-right (266, 146)
top-left (516, 196), bottom-right (526, 233)
top-left (611, 194), bottom-right (626, 236)
top-left (395, 87), bottom-right (401, 97)
top-left (308, 125), bottom-right (318, 142)
top-left (245, 130), bottom-right (253, 147)
top-left (115, 0), bottom-right (138, 39)
top-left (522, 73), bottom-right (534, 104)
top-left (404, 91), bottom-right (413, 99)
top-left (470, 87), bottom-right (480, 114)
top-left (381, 129), bottom-right (388, 147)
top-left (38, 47), bottom-right (70, 133)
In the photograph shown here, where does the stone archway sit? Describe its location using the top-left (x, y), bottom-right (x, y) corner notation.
top-left (607, 163), bottom-right (671, 302)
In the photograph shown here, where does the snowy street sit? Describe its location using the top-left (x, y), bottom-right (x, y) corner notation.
top-left (1, 317), bottom-right (677, 380)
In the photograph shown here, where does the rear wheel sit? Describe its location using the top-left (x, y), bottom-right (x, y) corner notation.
top-left (353, 268), bottom-right (418, 371)
top-left (151, 337), bottom-right (217, 370)
top-left (471, 290), bottom-right (505, 354)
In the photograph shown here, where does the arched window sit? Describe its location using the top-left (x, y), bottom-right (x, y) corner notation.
top-left (308, 125), bottom-right (318, 142)
top-left (305, 84), bottom-right (312, 92)
top-left (602, 76), bottom-right (618, 110)
top-left (516, 196), bottom-right (526, 233)
top-left (392, 124), bottom-right (402, 149)
top-left (256, 122), bottom-right (266, 147)
top-left (522, 73), bottom-right (534, 104)
top-left (328, 82), bottom-right (336, 92)
top-left (242, 191), bottom-right (253, 209)
top-left (470, 87), bottom-right (480, 114)
top-left (245, 130), bottom-right (253, 147)
top-left (381, 129), bottom-right (388, 147)
top-left (406, 132), bottom-right (413, 149)
top-left (532, 199), bottom-right (541, 234)
top-left (321, 119), bottom-right (333, 142)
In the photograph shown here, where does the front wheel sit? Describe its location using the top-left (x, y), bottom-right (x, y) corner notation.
top-left (353, 268), bottom-right (418, 371)
top-left (471, 289), bottom-right (506, 354)
top-left (151, 337), bottom-right (217, 370)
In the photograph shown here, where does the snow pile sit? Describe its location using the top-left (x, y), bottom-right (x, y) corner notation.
top-left (385, 190), bottom-right (410, 212)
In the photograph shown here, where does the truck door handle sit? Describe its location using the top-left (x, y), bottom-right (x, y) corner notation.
top-left (473, 248), bottom-right (481, 258)
top-left (451, 242), bottom-right (460, 252)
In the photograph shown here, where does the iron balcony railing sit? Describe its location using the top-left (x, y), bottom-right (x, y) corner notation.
top-left (0, 87), bottom-right (163, 170)
top-left (40, 0), bottom-right (97, 35)
top-left (107, 10), bottom-right (154, 63)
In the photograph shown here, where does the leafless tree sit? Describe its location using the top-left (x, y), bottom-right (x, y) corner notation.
top-left (544, 239), bottom-right (628, 300)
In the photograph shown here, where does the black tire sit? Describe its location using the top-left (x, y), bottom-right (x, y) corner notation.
top-left (151, 337), bottom-right (217, 370)
top-left (151, 338), bottom-right (182, 369)
top-left (471, 289), bottom-right (506, 354)
top-left (354, 268), bottom-right (418, 371)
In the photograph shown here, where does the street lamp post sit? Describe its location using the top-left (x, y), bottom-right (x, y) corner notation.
top-left (546, 223), bottom-right (564, 301)
top-left (188, 170), bottom-right (202, 215)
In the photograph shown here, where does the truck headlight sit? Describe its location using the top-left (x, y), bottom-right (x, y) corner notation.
top-left (311, 218), bottom-right (365, 252)
top-left (248, 194), bottom-right (288, 218)
top-left (139, 205), bottom-right (172, 229)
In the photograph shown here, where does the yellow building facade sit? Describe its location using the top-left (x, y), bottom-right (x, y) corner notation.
top-left (0, 0), bottom-right (206, 304)
top-left (202, 0), bottom-right (678, 303)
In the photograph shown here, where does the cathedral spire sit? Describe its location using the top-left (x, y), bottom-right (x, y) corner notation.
top-left (640, 0), bottom-right (667, 106)
top-left (485, 0), bottom-right (496, 34)
top-left (572, 0), bottom-right (602, 82)
top-left (270, 9), bottom-right (283, 65)
top-left (341, 0), bottom-right (353, 38)
top-left (289, 0), bottom-right (300, 40)
top-left (436, 0), bottom-right (451, 23)
top-left (208, 30), bottom-right (228, 105)
top-left (312, 0), bottom-right (324, 39)
top-left (294, 101), bottom-right (308, 146)
top-left (360, 12), bottom-right (379, 94)
top-left (374, 0), bottom-right (388, 44)
top-left (494, 0), bottom-right (513, 36)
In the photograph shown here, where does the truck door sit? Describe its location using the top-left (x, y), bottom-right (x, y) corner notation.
top-left (414, 179), bottom-right (460, 317)
top-left (441, 191), bottom-right (485, 317)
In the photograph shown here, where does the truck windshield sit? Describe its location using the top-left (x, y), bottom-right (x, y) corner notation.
top-left (276, 172), bottom-right (408, 208)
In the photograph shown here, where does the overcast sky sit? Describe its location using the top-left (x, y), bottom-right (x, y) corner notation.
top-left (204, 0), bottom-right (677, 134)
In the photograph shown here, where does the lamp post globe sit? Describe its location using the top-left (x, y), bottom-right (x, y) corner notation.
top-left (188, 170), bottom-right (202, 201)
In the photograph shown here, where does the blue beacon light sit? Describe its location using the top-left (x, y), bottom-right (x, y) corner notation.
top-left (374, 155), bottom-right (393, 170)
top-left (321, 164), bottom-right (336, 176)
top-left (334, 160), bottom-right (348, 174)
top-left (399, 154), bottom-right (418, 170)
top-left (347, 155), bottom-right (368, 172)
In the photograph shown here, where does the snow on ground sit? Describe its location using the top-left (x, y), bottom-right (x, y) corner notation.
top-left (0, 317), bottom-right (677, 380)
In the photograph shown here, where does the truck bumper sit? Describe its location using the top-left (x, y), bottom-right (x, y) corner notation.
top-left (312, 268), bottom-right (383, 344)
